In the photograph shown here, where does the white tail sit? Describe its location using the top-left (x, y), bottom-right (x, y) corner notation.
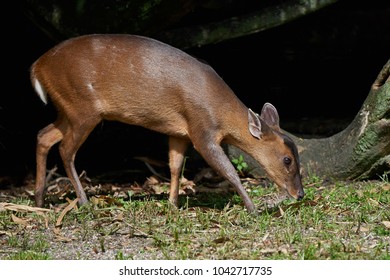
top-left (34, 79), bottom-right (48, 104)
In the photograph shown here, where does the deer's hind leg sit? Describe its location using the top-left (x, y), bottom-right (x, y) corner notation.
top-left (35, 118), bottom-right (66, 207)
top-left (58, 115), bottom-right (101, 206)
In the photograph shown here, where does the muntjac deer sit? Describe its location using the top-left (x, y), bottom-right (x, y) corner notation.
top-left (31, 34), bottom-right (304, 214)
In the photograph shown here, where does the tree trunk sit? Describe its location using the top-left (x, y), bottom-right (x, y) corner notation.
top-left (20, 0), bottom-right (339, 49)
top-left (228, 59), bottom-right (390, 180)
top-left (158, 0), bottom-right (339, 49)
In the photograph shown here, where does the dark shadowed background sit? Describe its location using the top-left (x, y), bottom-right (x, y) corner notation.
top-left (1, 0), bottom-right (389, 186)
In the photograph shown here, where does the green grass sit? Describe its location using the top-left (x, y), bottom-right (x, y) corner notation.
top-left (0, 174), bottom-right (389, 260)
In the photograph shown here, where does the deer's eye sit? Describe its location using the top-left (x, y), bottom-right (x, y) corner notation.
top-left (283, 156), bottom-right (292, 166)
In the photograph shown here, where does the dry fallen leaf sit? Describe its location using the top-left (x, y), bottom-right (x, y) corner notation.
top-left (359, 226), bottom-right (370, 232)
top-left (382, 221), bottom-right (390, 229)
top-left (382, 185), bottom-right (390, 191)
top-left (54, 234), bottom-right (75, 243)
top-left (55, 198), bottom-right (79, 228)
top-left (1, 202), bottom-right (51, 228)
top-left (368, 198), bottom-right (380, 206)
top-left (262, 232), bottom-right (270, 242)
top-left (0, 230), bottom-right (12, 237)
top-left (259, 248), bottom-right (278, 254)
top-left (213, 237), bottom-right (230, 244)
top-left (11, 214), bottom-right (29, 227)
top-left (0, 202), bottom-right (51, 213)
top-left (352, 225), bottom-right (370, 233)
top-left (52, 227), bottom-right (62, 236)
top-left (278, 205), bottom-right (285, 217)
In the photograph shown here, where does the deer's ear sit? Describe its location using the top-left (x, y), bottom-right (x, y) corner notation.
top-left (248, 108), bottom-right (271, 139)
top-left (260, 102), bottom-right (280, 129)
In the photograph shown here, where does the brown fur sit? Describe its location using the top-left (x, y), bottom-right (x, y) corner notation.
top-left (31, 34), bottom-right (304, 214)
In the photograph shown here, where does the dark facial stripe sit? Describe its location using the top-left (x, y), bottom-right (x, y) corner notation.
top-left (278, 132), bottom-right (300, 167)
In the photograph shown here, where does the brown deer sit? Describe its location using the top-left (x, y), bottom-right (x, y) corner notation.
top-left (30, 34), bottom-right (304, 214)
